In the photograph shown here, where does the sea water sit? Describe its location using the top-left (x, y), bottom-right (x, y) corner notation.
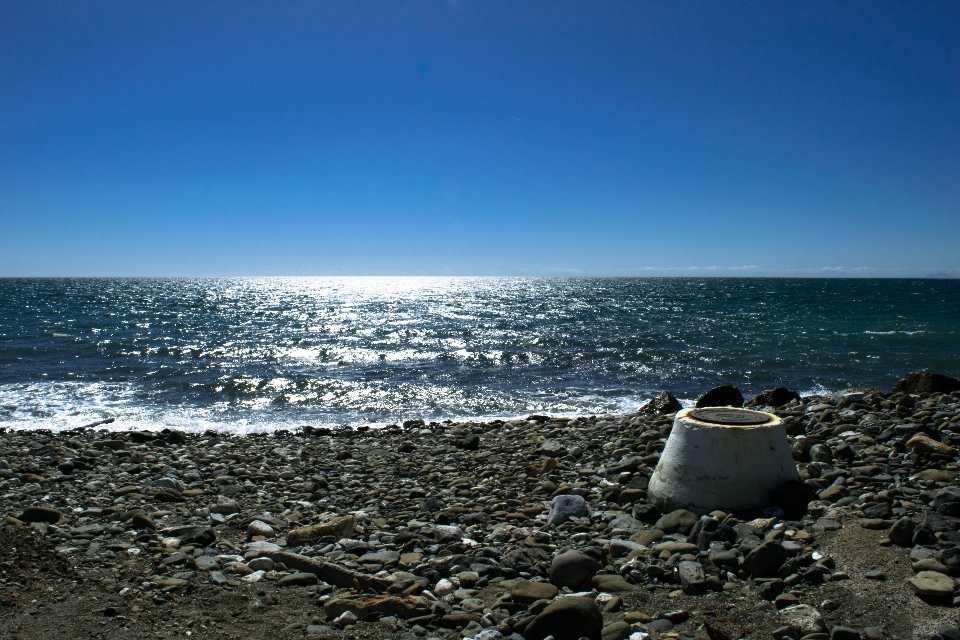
top-left (1, 277), bottom-right (957, 433)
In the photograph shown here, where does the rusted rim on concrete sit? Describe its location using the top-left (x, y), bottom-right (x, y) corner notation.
top-left (688, 408), bottom-right (772, 426)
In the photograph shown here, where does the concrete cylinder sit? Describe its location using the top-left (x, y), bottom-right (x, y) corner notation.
top-left (647, 407), bottom-right (799, 513)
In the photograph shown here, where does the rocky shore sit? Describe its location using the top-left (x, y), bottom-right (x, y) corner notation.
top-left (2, 372), bottom-right (960, 640)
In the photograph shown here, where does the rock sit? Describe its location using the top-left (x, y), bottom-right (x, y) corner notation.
top-left (778, 604), bottom-right (825, 635)
top-left (457, 571), bottom-right (479, 588)
top-left (630, 528), bottom-right (664, 546)
top-left (440, 612), bottom-right (481, 628)
top-left (357, 550), bottom-right (400, 566)
top-left (907, 571), bottom-right (955, 597)
top-left (331, 610), bottom-right (358, 629)
top-left (523, 597), bottom-right (602, 640)
top-left (773, 482), bottom-right (820, 512)
top-left (861, 502), bottom-right (891, 519)
top-left (248, 557), bottom-right (275, 571)
top-left (913, 558), bottom-right (950, 574)
top-left (893, 372), bottom-right (960, 394)
top-left (818, 486), bottom-right (846, 503)
top-left (774, 593), bottom-right (800, 610)
top-left (601, 621), bottom-right (632, 640)
top-left (772, 625), bottom-right (800, 640)
top-left (540, 440), bottom-right (566, 456)
top-left (695, 385), bottom-right (744, 408)
top-left (631, 502), bottom-right (660, 524)
top-left (590, 574), bottom-right (638, 592)
top-left (131, 512), bottom-right (157, 530)
top-left (549, 550), bottom-right (600, 588)
top-left (19, 506), bottom-right (61, 524)
top-left (640, 391), bottom-right (683, 414)
top-left (607, 514), bottom-right (643, 533)
top-left (746, 387), bottom-right (801, 408)
top-left (456, 434), bottom-right (480, 451)
top-left (210, 498), bottom-right (240, 515)
top-left (678, 561), bottom-right (706, 595)
top-left (247, 520), bottom-right (275, 539)
top-left (687, 517), bottom-right (736, 550)
top-left (324, 596), bottom-right (430, 620)
top-left (830, 627), bottom-right (860, 640)
top-left (862, 627), bottom-right (885, 640)
top-left (162, 526), bottom-right (215, 546)
top-left (906, 434), bottom-right (954, 455)
top-left (524, 458), bottom-right (557, 476)
top-left (655, 509), bottom-right (698, 534)
top-left (913, 469), bottom-right (957, 482)
top-left (609, 539), bottom-right (646, 559)
top-left (194, 556), bottom-right (220, 571)
top-left (743, 541), bottom-right (787, 578)
top-left (809, 444), bottom-right (832, 464)
top-left (510, 579), bottom-right (559, 603)
top-left (546, 494), bottom-right (586, 527)
top-left (277, 571), bottom-right (319, 587)
top-left (152, 477), bottom-right (184, 491)
top-left (286, 515), bottom-right (354, 545)
top-left (758, 580), bottom-right (784, 601)
top-left (815, 518), bottom-right (842, 531)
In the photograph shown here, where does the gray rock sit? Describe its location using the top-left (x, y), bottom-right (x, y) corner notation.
top-left (907, 570), bottom-right (955, 597)
top-left (248, 557), bottom-right (275, 571)
top-left (549, 550), bottom-right (600, 588)
top-left (607, 514), bottom-right (643, 533)
top-left (590, 574), bottom-right (638, 592)
top-left (247, 520), bottom-right (275, 539)
top-left (609, 539), bottom-right (645, 559)
top-left (743, 541), bottom-right (787, 578)
top-left (778, 604), bottom-right (825, 635)
top-left (540, 440), bottom-right (566, 456)
top-left (523, 597), bottom-right (602, 640)
top-left (210, 498), bottom-right (240, 515)
top-left (830, 627), bottom-right (860, 640)
top-left (888, 517), bottom-right (914, 545)
top-left (677, 560), bottom-right (706, 595)
top-left (193, 555), bottom-right (220, 571)
top-left (861, 502), bottom-right (891, 519)
top-left (152, 477), bottom-right (184, 492)
top-left (547, 494), bottom-right (587, 527)
top-left (511, 579), bottom-right (559, 603)
top-left (815, 518), bottom-right (842, 531)
top-left (809, 444), bottom-right (832, 464)
top-left (278, 571), bottom-right (319, 586)
top-left (601, 621), bottom-right (632, 640)
top-left (655, 509), bottom-right (698, 534)
top-left (357, 550), bottom-right (400, 565)
top-left (645, 619), bottom-right (674, 632)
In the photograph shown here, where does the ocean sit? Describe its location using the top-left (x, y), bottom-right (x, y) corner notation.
top-left (1, 277), bottom-right (957, 433)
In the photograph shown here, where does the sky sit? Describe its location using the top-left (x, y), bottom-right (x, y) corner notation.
top-left (0, 1), bottom-right (958, 277)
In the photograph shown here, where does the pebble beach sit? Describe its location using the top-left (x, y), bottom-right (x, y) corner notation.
top-left (2, 372), bottom-right (960, 640)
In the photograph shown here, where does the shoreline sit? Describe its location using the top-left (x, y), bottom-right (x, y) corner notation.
top-left (0, 374), bottom-right (959, 639)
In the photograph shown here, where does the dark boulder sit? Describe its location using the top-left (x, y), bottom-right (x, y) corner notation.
top-left (893, 372), bottom-right (960, 395)
top-left (639, 391), bottom-right (682, 415)
top-left (746, 387), bottom-right (802, 407)
top-left (19, 506), bottom-right (62, 524)
top-left (523, 597), bottom-right (602, 640)
top-left (742, 541), bottom-right (787, 578)
top-left (695, 385), bottom-right (744, 408)
top-left (549, 550), bottom-right (600, 588)
top-left (772, 481), bottom-right (820, 512)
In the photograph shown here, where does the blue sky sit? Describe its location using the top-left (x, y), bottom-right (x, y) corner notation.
top-left (1, 1), bottom-right (957, 276)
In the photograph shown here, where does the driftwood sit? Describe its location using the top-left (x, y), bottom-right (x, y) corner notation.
top-left (267, 551), bottom-right (390, 592)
